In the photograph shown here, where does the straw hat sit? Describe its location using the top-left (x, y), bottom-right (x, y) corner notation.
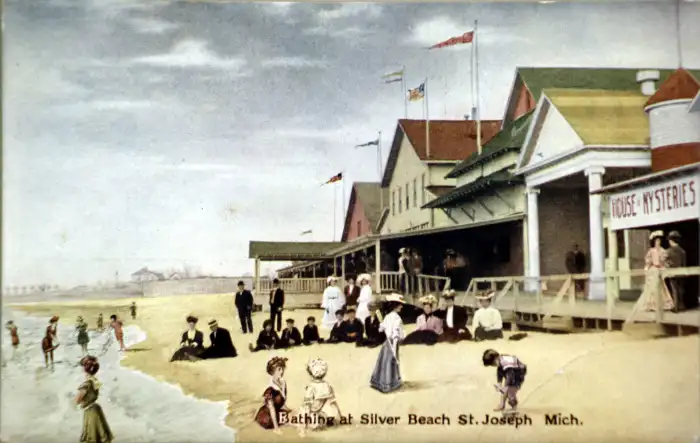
top-left (649, 230), bottom-right (664, 241)
top-left (357, 273), bottom-right (372, 284)
top-left (441, 289), bottom-right (456, 299)
top-left (208, 319), bottom-right (218, 327)
top-left (475, 291), bottom-right (496, 301)
top-left (398, 247), bottom-right (406, 254)
top-left (418, 294), bottom-right (437, 305)
top-left (385, 293), bottom-right (405, 304)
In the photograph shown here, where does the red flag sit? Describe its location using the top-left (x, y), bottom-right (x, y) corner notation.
top-left (321, 172), bottom-right (343, 186)
top-left (430, 31), bottom-right (474, 49)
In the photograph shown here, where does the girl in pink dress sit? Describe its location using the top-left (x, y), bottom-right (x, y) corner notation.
top-left (642, 231), bottom-right (675, 312)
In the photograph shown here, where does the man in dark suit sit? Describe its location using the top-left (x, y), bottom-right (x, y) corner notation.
top-left (342, 308), bottom-right (364, 345)
top-left (201, 319), bottom-right (237, 359)
top-left (565, 243), bottom-right (587, 293)
top-left (277, 319), bottom-right (302, 349)
top-left (235, 280), bottom-right (254, 334)
top-left (343, 277), bottom-right (361, 309)
top-left (666, 231), bottom-right (687, 312)
top-left (269, 278), bottom-right (285, 332)
top-left (436, 290), bottom-right (471, 342)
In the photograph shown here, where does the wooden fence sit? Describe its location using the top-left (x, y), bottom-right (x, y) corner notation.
top-left (257, 278), bottom-right (326, 294)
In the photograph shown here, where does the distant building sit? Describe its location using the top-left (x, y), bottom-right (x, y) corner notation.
top-left (131, 267), bottom-right (166, 283)
top-left (341, 182), bottom-right (389, 242)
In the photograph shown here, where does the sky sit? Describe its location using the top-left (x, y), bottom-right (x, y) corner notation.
top-left (4, 0), bottom-right (700, 288)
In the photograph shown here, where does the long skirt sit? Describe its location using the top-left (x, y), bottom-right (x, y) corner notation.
top-left (170, 346), bottom-right (204, 362)
top-left (81, 404), bottom-right (114, 443)
top-left (473, 326), bottom-right (504, 342)
top-left (370, 340), bottom-right (401, 393)
top-left (642, 268), bottom-right (675, 311)
top-left (402, 330), bottom-right (439, 346)
top-left (438, 327), bottom-right (472, 343)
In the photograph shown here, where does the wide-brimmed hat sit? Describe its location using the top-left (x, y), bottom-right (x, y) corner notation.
top-left (418, 294), bottom-right (437, 306)
top-left (398, 247), bottom-right (406, 254)
top-left (441, 289), bottom-right (456, 299)
top-left (76, 315), bottom-right (84, 321)
top-left (385, 293), bottom-right (405, 304)
top-left (668, 231), bottom-right (682, 240)
top-left (649, 230), bottom-right (664, 241)
top-left (186, 315), bottom-right (199, 324)
top-left (475, 291), bottom-right (496, 301)
top-left (327, 276), bottom-right (338, 284)
top-left (357, 273), bottom-right (372, 284)
top-left (208, 319), bottom-right (218, 327)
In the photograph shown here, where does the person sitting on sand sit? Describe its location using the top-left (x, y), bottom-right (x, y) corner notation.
top-left (436, 290), bottom-right (471, 342)
top-left (343, 309), bottom-right (364, 345)
top-left (254, 356), bottom-right (291, 434)
top-left (42, 316), bottom-right (60, 369)
top-left (96, 314), bottom-right (104, 332)
top-left (326, 310), bottom-right (347, 344)
top-left (109, 315), bottom-right (126, 352)
top-left (294, 358), bottom-right (342, 436)
top-left (171, 316), bottom-right (205, 362)
top-left (303, 317), bottom-right (323, 345)
top-left (471, 292), bottom-right (504, 342)
top-left (250, 320), bottom-right (280, 352)
top-left (482, 349), bottom-right (527, 414)
top-left (359, 303), bottom-right (384, 348)
top-left (403, 294), bottom-right (443, 346)
top-left (277, 319), bottom-right (302, 349)
top-left (76, 356), bottom-right (114, 443)
top-left (76, 316), bottom-right (90, 356)
top-left (201, 320), bottom-right (237, 359)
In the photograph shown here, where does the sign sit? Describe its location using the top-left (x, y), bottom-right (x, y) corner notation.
top-left (608, 171), bottom-right (700, 231)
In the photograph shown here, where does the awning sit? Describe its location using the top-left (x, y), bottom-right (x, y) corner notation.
top-left (592, 162), bottom-right (700, 194)
top-left (422, 169), bottom-right (524, 209)
top-left (380, 214), bottom-right (524, 240)
top-left (248, 241), bottom-right (343, 260)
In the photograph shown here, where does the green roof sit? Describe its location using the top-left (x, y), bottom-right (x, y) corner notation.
top-left (518, 67), bottom-right (700, 102)
top-left (424, 169), bottom-right (524, 209)
top-left (248, 241), bottom-right (343, 260)
top-left (446, 111), bottom-right (534, 179)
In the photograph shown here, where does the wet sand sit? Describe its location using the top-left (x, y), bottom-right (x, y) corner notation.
top-left (10, 293), bottom-right (700, 443)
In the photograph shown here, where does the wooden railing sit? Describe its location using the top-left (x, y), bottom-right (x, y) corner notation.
top-left (378, 271), bottom-right (451, 301)
top-left (463, 266), bottom-right (700, 330)
top-left (257, 278), bottom-right (327, 294)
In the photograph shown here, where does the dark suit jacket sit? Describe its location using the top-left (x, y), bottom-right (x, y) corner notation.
top-left (344, 285), bottom-right (361, 306)
top-left (303, 325), bottom-right (320, 342)
top-left (364, 316), bottom-right (385, 342)
top-left (256, 329), bottom-right (279, 349)
top-left (344, 318), bottom-right (364, 340)
top-left (280, 327), bottom-right (302, 346)
top-left (235, 289), bottom-right (254, 311)
top-left (666, 245), bottom-right (686, 268)
top-left (269, 288), bottom-right (285, 308)
top-left (207, 327), bottom-right (237, 358)
top-left (329, 321), bottom-right (347, 341)
top-left (436, 306), bottom-right (468, 331)
top-left (180, 330), bottom-right (204, 347)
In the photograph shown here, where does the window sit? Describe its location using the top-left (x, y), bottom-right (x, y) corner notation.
top-left (356, 220), bottom-right (361, 237)
top-left (398, 187), bottom-right (402, 214)
top-left (604, 230), bottom-right (627, 258)
top-left (413, 179), bottom-right (417, 208)
top-left (421, 173), bottom-right (426, 205)
top-left (405, 183), bottom-right (409, 210)
top-left (392, 190), bottom-right (396, 215)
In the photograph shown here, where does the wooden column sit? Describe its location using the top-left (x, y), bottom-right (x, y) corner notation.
top-left (607, 227), bottom-right (619, 331)
top-left (341, 255), bottom-right (346, 282)
top-left (254, 257), bottom-right (261, 304)
top-left (375, 239), bottom-right (381, 295)
top-left (312, 263), bottom-right (316, 278)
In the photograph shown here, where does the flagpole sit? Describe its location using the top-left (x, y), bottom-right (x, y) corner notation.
top-left (425, 78), bottom-right (430, 159)
top-left (341, 171), bottom-right (346, 237)
top-left (378, 130), bottom-right (383, 211)
top-left (333, 184), bottom-right (337, 241)
top-left (676, 0), bottom-right (683, 67)
top-left (402, 66), bottom-right (408, 118)
top-left (474, 19), bottom-right (482, 154)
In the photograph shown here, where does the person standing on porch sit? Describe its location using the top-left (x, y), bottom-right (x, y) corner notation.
top-left (269, 279), bottom-right (285, 332)
top-left (565, 243), bottom-right (586, 294)
top-left (411, 249), bottom-right (423, 296)
top-left (343, 277), bottom-right (361, 310)
top-left (398, 248), bottom-right (412, 295)
top-left (665, 231), bottom-right (686, 312)
top-left (641, 231), bottom-right (675, 312)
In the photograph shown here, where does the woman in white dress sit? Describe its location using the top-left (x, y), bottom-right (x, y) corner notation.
top-left (370, 294), bottom-right (405, 393)
top-left (356, 274), bottom-right (373, 323)
top-left (321, 277), bottom-right (345, 329)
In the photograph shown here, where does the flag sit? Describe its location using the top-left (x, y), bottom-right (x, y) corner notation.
top-left (321, 172), bottom-right (343, 186)
top-left (300, 230), bottom-right (312, 235)
top-left (430, 31), bottom-right (474, 49)
top-left (355, 139), bottom-right (379, 148)
top-left (385, 78), bottom-right (402, 84)
top-left (408, 83), bottom-right (425, 101)
top-left (382, 69), bottom-right (404, 79)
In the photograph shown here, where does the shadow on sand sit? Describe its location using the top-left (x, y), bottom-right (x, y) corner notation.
top-left (399, 380), bottom-right (435, 392)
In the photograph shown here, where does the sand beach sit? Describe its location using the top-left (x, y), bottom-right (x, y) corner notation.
top-left (4, 293), bottom-right (698, 443)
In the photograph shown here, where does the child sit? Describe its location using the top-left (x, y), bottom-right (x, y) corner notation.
top-left (303, 316), bottom-right (324, 345)
top-left (109, 315), bottom-right (126, 351)
top-left (249, 319), bottom-right (279, 352)
top-left (278, 319), bottom-right (302, 349)
top-left (295, 358), bottom-right (342, 436)
top-left (326, 310), bottom-right (346, 344)
top-left (343, 309), bottom-right (364, 345)
top-left (482, 349), bottom-right (527, 413)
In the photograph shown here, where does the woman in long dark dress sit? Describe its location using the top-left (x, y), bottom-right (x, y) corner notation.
top-left (403, 295), bottom-right (443, 346)
top-left (76, 316), bottom-right (90, 356)
top-left (171, 316), bottom-right (205, 362)
top-left (255, 356), bottom-right (291, 434)
top-left (370, 294), bottom-right (405, 393)
top-left (75, 356), bottom-right (114, 443)
top-left (42, 316), bottom-right (60, 369)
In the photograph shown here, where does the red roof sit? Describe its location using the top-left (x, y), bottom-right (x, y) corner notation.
top-left (398, 119), bottom-right (501, 161)
top-left (645, 68), bottom-right (700, 109)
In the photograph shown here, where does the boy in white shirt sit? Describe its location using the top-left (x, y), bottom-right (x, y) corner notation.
top-left (471, 292), bottom-right (504, 342)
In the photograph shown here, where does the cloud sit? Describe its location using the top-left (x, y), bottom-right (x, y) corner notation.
top-left (261, 56), bottom-right (329, 69)
top-left (258, 2), bottom-right (296, 16)
top-left (409, 17), bottom-right (530, 50)
top-left (317, 3), bottom-right (382, 21)
top-left (131, 39), bottom-right (247, 70)
top-left (303, 26), bottom-right (366, 39)
top-left (128, 17), bottom-right (179, 34)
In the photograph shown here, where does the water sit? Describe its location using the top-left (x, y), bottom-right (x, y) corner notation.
top-left (1, 309), bottom-right (235, 443)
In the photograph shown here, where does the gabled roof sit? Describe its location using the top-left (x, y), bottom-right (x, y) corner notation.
top-left (381, 119), bottom-right (501, 187)
top-left (446, 110), bottom-right (534, 179)
top-left (502, 67), bottom-right (700, 126)
top-left (644, 68), bottom-right (700, 109)
top-left (423, 168), bottom-right (524, 209)
top-left (340, 182), bottom-right (389, 241)
top-left (248, 241), bottom-right (343, 260)
top-left (544, 89), bottom-right (649, 145)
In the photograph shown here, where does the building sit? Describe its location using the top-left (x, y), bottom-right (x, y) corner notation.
top-left (131, 267), bottom-right (166, 283)
top-left (341, 182), bottom-right (389, 242)
top-left (594, 68), bottom-right (700, 310)
top-left (380, 119), bottom-right (501, 234)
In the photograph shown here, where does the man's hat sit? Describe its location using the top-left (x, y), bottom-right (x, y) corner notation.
top-left (208, 319), bottom-right (218, 327)
top-left (668, 231), bottom-right (682, 240)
